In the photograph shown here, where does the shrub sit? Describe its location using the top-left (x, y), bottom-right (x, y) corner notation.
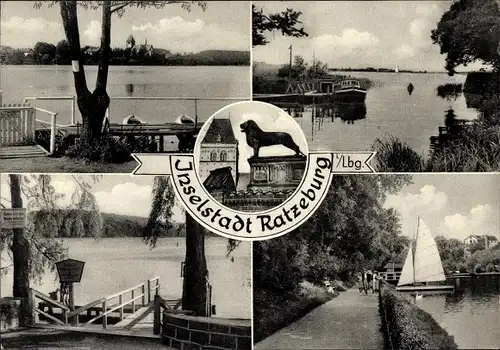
top-left (65, 135), bottom-right (132, 163)
top-left (372, 136), bottom-right (425, 172)
top-left (379, 285), bottom-right (458, 350)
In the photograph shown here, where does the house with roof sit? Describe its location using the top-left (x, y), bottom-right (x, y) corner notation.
top-left (198, 118), bottom-right (238, 185)
top-left (464, 234), bottom-right (499, 248)
top-left (382, 261), bottom-right (404, 285)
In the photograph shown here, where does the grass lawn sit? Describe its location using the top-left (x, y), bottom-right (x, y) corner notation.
top-left (0, 156), bottom-right (138, 173)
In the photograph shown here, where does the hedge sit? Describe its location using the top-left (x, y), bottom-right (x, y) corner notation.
top-left (379, 283), bottom-right (458, 350)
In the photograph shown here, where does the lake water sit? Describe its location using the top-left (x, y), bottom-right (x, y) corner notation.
top-left (0, 237), bottom-right (251, 320)
top-left (0, 65), bottom-right (250, 125)
top-left (293, 72), bottom-right (479, 155)
top-left (417, 275), bottom-right (500, 349)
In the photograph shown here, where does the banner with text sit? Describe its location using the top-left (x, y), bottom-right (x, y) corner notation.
top-left (132, 151), bottom-right (375, 241)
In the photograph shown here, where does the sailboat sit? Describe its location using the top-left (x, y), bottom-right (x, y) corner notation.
top-left (396, 217), bottom-right (455, 293)
top-left (395, 65), bottom-right (400, 73)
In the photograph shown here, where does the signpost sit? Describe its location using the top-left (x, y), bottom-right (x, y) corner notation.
top-left (0, 208), bottom-right (27, 229)
top-left (55, 259), bottom-right (85, 321)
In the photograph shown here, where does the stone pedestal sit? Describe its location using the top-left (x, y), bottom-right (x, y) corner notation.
top-left (247, 155), bottom-right (306, 192)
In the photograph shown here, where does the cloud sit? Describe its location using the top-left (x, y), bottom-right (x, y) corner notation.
top-left (439, 204), bottom-right (498, 240)
top-left (83, 20), bottom-right (102, 44)
top-left (131, 16), bottom-right (249, 52)
top-left (394, 44), bottom-right (417, 59)
top-left (93, 183), bottom-right (153, 218)
top-left (313, 28), bottom-right (380, 52)
top-left (0, 16), bottom-right (64, 47)
top-left (385, 185), bottom-right (448, 214)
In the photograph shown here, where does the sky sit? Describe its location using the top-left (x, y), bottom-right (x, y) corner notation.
top-left (384, 174), bottom-right (500, 241)
top-left (0, 174), bottom-right (184, 222)
top-left (0, 1), bottom-right (250, 53)
top-left (195, 101), bottom-right (308, 173)
top-left (253, 1), bottom-right (487, 72)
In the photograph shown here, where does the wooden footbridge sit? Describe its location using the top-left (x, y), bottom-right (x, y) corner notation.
top-left (28, 277), bottom-right (194, 338)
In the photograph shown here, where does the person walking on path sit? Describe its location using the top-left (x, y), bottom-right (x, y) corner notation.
top-left (372, 271), bottom-right (380, 293)
top-left (366, 270), bottom-right (373, 293)
top-left (362, 269), bottom-right (369, 294)
top-left (357, 272), bottom-right (364, 293)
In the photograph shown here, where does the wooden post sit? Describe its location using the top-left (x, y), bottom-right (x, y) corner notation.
top-left (159, 136), bottom-right (164, 153)
top-left (153, 294), bottom-right (161, 335)
top-left (28, 289), bottom-right (36, 325)
top-left (102, 300), bottom-right (107, 329)
top-left (69, 283), bottom-right (76, 326)
top-left (131, 290), bottom-right (135, 313)
top-left (147, 280), bottom-right (151, 303)
top-left (141, 284), bottom-right (146, 307)
top-left (49, 113), bottom-right (56, 155)
top-left (71, 96), bottom-right (76, 125)
top-left (119, 294), bottom-right (124, 320)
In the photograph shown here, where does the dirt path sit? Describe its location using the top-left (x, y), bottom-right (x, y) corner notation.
top-left (255, 288), bottom-right (384, 349)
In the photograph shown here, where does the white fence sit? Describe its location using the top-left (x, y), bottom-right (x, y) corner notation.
top-left (0, 104), bottom-right (36, 146)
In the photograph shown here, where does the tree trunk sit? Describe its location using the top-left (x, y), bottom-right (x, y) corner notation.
top-left (59, 1), bottom-right (111, 148)
top-left (182, 213), bottom-right (208, 316)
top-left (9, 174), bottom-right (31, 325)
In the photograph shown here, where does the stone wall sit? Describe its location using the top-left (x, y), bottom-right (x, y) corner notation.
top-left (0, 298), bottom-right (21, 332)
top-left (162, 313), bottom-right (251, 350)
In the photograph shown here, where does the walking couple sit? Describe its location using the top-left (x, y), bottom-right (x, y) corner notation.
top-left (357, 269), bottom-right (380, 294)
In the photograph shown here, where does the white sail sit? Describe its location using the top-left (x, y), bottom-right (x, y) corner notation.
top-left (395, 65), bottom-right (399, 73)
top-left (397, 241), bottom-right (415, 286)
top-left (414, 219), bottom-right (446, 283)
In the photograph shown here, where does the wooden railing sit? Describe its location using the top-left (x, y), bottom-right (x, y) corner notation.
top-left (30, 289), bottom-right (70, 326)
top-left (22, 96), bottom-right (246, 127)
top-left (30, 277), bottom-right (161, 329)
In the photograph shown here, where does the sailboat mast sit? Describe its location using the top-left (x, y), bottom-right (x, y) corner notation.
top-left (413, 217), bottom-right (420, 285)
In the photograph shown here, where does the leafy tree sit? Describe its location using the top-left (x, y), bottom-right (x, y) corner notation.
top-left (435, 236), bottom-right (466, 272)
top-left (253, 174), bottom-right (413, 292)
top-left (55, 39), bottom-right (71, 64)
top-left (277, 55), bottom-right (308, 79)
top-left (1, 174), bottom-right (101, 324)
top-left (33, 1), bottom-right (206, 157)
top-left (33, 41), bottom-right (56, 63)
top-left (252, 4), bottom-right (308, 47)
top-left (431, 0), bottom-right (500, 75)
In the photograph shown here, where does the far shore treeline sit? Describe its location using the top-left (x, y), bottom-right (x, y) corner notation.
top-left (28, 209), bottom-right (217, 238)
top-left (0, 41), bottom-right (250, 66)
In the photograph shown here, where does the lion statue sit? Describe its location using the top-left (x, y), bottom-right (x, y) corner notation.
top-left (240, 119), bottom-right (305, 158)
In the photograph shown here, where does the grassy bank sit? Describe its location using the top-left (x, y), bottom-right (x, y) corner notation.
top-left (254, 280), bottom-right (353, 344)
top-left (379, 283), bottom-right (458, 350)
top-left (373, 123), bottom-right (500, 172)
top-left (253, 281), bottom-right (333, 343)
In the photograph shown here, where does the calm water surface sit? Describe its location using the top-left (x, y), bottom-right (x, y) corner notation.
top-left (294, 72), bottom-right (479, 155)
top-left (417, 276), bottom-right (500, 349)
top-left (0, 65), bottom-right (250, 125)
top-left (0, 237), bottom-right (251, 320)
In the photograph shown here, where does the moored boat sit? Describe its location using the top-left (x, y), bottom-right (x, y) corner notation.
top-left (122, 115), bottom-right (144, 125)
top-left (396, 217), bottom-right (455, 294)
top-left (334, 79), bottom-right (367, 102)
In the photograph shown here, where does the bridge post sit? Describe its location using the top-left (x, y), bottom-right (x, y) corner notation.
top-left (141, 284), bottom-right (146, 307)
top-left (153, 294), bottom-right (161, 335)
top-left (49, 113), bottom-right (57, 155)
top-left (102, 300), bottom-right (107, 329)
top-left (147, 280), bottom-right (151, 303)
top-left (131, 290), bottom-right (135, 313)
top-left (71, 96), bottom-right (75, 125)
top-left (119, 295), bottom-right (124, 320)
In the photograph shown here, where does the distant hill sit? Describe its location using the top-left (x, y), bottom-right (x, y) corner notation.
top-left (165, 50), bottom-right (250, 66)
top-left (26, 209), bottom-right (218, 238)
